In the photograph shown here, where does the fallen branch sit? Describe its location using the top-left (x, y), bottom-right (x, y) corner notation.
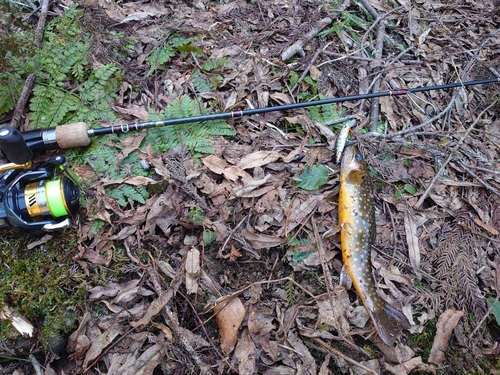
top-left (413, 102), bottom-right (495, 209)
top-left (10, 0), bottom-right (50, 130)
top-left (313, 338), bottom-right (378, 375)
top-left (369, 19), bottom-right (386, 132)
top-left (282, 17), bottom-right (332, 61)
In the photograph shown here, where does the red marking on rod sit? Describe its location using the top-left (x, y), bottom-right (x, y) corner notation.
top-left (389, 89), bottom-right (408, 96)
top-left (232, 110), bottom-right (243, 118)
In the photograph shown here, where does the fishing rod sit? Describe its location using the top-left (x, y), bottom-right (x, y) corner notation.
top-left (0, 76), bottom-right (497, 233)
top-left (20, 77), bottom-right (500, 153)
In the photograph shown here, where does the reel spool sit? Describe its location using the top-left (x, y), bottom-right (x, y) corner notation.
top-left (0, 126), bottom-right (80, 233)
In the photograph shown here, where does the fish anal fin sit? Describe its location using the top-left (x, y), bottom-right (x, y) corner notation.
top-left (367, 303), bottom-right (410, 346)
top-left (339, 265), bottom-right (352, 290)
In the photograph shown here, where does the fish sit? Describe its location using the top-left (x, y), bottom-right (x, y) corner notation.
top-left (338, 145), bottom-right (410, 345)
top-left (335, 120), bottom-right (355, 163)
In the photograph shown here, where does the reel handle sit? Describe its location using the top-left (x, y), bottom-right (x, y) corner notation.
top-left (21, 122), bottom-right (90, 152)
top-left (0, 126), bottom-right (33, 164)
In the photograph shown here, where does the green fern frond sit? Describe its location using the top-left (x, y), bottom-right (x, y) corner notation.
top-left (285, 275), bottom-right (296, 305)
top-left (0, 72), bottom-right (24, 115)
top-left (29, 85), bottom-right (78, 128)
top-left (201, 57), bottom-right (232, 72)
top-left (145, 97), bottom-right (235, 154)
top-left (191, 69), bottom-right (213, 93)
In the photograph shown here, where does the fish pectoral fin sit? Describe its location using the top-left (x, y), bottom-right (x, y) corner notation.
top-left (340, 222), bottom-right (352, 235)
top-left (367, 303), bottom-right (410, 346)
top-left (339, 265), bottom-right (352, 290)
top-left (323, 225), bottom-right (340, 238)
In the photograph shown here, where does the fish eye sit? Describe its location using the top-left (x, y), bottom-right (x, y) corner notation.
top-left (355, 153), bottom-right (364, 162)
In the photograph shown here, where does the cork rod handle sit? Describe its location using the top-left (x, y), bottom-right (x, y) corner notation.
top-left (55, 122), bottom-right (91, 149)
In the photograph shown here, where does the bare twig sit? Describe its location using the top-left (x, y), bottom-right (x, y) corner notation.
top-left (369, 20), bottom-right (386, 132)
top-left (10, 0), bottom-right (50, 129)
top-left (34, 0), bottom-right (50, 48)
top-left (10, 74), bottom-right (35, 130)
top-left (28, 354), bottom-right (44, 375)
top-left (365, 91), bottom-right (458, 139)
top-left (413, 102), bottom-right (495, 209)
top-left (313, 338), bottom-right (378, 375)
top-left (282, 17), bottom-right (332, 61)
top-left (290, 49), bottom-right (323, 95)
top-left (455, 160), bottom-right (500, 200)
top-left (469, 293), bottom-right (500, 339)
top-left (359, 6), bottom-right (402, 58)
top-left (358, 0), bottom-right (379, 18)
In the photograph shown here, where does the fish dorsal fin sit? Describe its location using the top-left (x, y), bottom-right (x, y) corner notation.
top-left (339, 265), bottom-right (353, 290)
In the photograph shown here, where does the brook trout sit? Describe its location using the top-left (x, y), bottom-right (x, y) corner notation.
top-left (339, 145), bottom-right (409, 345)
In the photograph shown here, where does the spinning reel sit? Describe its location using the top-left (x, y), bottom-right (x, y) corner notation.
top-left (0, 126), bottom-right (80, 233)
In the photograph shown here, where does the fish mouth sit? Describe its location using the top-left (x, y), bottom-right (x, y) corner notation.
top-left (340, 144), bottom-right (358, 168)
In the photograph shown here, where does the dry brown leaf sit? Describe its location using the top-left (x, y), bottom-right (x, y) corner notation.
top-left (233, 175), bottom-right (273, 197)
top-left (185, 247), bottom-right (201, 294)
top-left (284, 331), bottom-right (317, 374)
top-left (384, 356), bottom-right (432, 375)
top-left (473, 217), bottom-right (499, 235)
top-left (67, 312), bottom-right (91, 353)
top-left (428, 309), bottom-right (464, 366)
top-left (234, 328), bottom-right (258, 375)
top-left (279, 193), bottom-right (328, 235)
top-left (121, 341), bottom-right (165, 375)
top-left (380, 95), bottom-right (399, 130)
top-left (89, 279), bottom-right (141, 301)
top-left (404, 210), bottom-right (421, 279)
top-left (130, 288), bottom-right (175, 328)
top-left (215, 296), bottom-right (246, 354)
top-left (202, 154), bottom-right (251, 181)
top-left (375, 340), bottom-right (414, 364)
top-left (242, 228), bottom-right (282, 249)
top-left (316, 288), bottom-right (351, 337)
top-left (237, 150), bottom-right (282, 169)
top-left (83, 321), bottom-right (122, 368)
top-left (237, 149), bottom-right (299, 169)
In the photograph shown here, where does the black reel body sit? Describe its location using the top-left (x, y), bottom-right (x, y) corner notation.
top-left (0, 126), bottom-right (80, 233)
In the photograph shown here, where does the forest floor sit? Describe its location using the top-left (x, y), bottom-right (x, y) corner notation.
top-left (1, 0), bottom-right (500, 374)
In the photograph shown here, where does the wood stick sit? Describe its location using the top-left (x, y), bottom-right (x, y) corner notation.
top-left (10, 0), bottom-right (50, 130)
top-left (413, 103), bottom-right (495, 209)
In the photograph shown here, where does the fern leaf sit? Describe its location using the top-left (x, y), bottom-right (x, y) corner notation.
top-left (29, 85), bottom-right (78, 128)
top-left (191, 69), bottom-right (213, 94)
top-left (202, 57), bottom-right (232, 72)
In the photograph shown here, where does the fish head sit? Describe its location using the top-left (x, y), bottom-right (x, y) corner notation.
top-left (340, 145), bottom-right (369, 185)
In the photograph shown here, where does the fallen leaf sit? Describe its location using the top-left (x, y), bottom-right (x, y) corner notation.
top-left (428, 309), bottom-right (464, 366)
top-left (130, 288), bottom-right (176, 328)
top-left (89, 279), bottom-right (141, 301)
top-left (215, 296), bottom-right (246, 354)
top-left (404, 210), bottom-right (421, 279)
top-left (185, 248), bottom-right (201, 294)
top-left (83, 321), bottom-right (122, 368)
top-left (234, 328), bottom-right (258, 375)
top-left (242, 228), bottom-right (282, 249)
top-left (316, 288), bottom-right (351, 337)
top-left (279, 192), bottom-right (328, 235)
top-left (375, 339), bottom-right (414, 364)
top-left (237, 149), bottom-right (299, 170)
top-left (202, 154), bottom-right (251, 181)
top-left (384, 356), bottom-right (432, 375)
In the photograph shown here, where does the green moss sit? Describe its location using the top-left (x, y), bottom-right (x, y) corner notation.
top-left (408, 319), bottom-right (437, 362)
top-left (0, 230), bottom-right (86, 353)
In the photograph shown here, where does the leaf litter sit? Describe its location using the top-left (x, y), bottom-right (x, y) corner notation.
top-left (3, 0), bottom-right (500, 373)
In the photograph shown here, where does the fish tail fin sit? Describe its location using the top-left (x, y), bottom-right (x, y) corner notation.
top-left (367, 303), bottom-right (410, 346)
